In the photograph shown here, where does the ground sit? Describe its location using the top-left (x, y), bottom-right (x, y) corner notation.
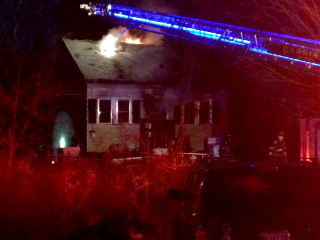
top-left (0, 154), bottom-right (190, 239)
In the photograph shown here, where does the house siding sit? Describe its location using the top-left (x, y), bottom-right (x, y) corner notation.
top-left (87, 123), bottom-right (140, 152)
top-left (86, 83), bottom-right (228, 153)
top-left (86, 83), bottom-right (164, 152)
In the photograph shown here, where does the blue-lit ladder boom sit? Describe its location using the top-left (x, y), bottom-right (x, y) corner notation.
top-left (80, 3), bottom-right (320, 69)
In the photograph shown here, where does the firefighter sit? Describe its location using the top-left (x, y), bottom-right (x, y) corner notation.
top-left (269, 131), bottom-right (287, 161)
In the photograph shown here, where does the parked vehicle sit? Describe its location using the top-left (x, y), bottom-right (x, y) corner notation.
top-left (168, 159), bottom-right (320, 240)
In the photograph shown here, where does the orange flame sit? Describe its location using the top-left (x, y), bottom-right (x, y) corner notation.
top-left (124, 37), bottom-right (142, 45)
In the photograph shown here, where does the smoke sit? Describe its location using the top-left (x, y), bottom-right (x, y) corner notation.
top-left (107, 26), bottom-right (127, 39)
top-left (134, 28), bottom-right (163, 45)
top-left (137, 0), bottom-right (177, 15)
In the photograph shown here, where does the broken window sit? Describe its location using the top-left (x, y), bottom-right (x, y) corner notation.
top-left (132, 100), bottom-right (141, 124)
top-left (88, 99), bottom-right (97, 123)
top-left (184, 102), bottom-right (195, 124)
top-left (200, 101), bottom-right (210, 124)
top-left (118, 100), bottom-right (130, 123)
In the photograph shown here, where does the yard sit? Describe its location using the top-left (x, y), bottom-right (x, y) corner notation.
top-left (0, 154), bottom-right (191, 239)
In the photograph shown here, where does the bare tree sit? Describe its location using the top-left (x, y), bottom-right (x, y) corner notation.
top-left (247, 0), bottom-right (320, 39)
top-left (0, 0), bottom-right (62, 164)
top-left (0, 51), bottom-right (60, 164)
top-left (234, 0), bottom-right (320, 114)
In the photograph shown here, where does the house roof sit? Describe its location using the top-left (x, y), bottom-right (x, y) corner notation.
top-left (63, 38), bottom-right (176, 82)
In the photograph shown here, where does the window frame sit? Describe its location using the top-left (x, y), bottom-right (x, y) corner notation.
top-left (87, 98), bottom-right (141, 125)
top-left (98, 99), bottom-right (112, 124)
top-left (173, 100), bottom-right (214, 125)
top-left (116, 99), bottom-right (131, 124)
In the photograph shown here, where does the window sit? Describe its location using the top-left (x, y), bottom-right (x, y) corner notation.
top-left (184, 102), bottom-right (195, 124)
top-left (88, 99), bottom-right (97, 123)
top-left (132, 100), bottom-right (141, 124)
top-left (87, 98), bottom-right (141, 124)
top-left (173, 100), bottom-right (213, 125)
top-left (99, 100), bottom-right (111, 123)
top-left (200, 101), bottom-right (210, 124)
top-left (118, 100), bottom-right (130, 123)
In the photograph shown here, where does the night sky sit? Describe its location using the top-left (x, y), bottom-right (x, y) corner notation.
top-left (1, 0), bottom-right (317, 52)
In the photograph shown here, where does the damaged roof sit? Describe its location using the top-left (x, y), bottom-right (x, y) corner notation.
top-left (63, 38), bottom-right (177, 82)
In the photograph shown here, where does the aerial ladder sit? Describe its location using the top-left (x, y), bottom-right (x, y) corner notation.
top-left (80, 3), bottom-right (320, 69)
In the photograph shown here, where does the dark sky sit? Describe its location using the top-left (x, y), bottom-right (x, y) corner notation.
top-left (0, 0), bottom-right (256, 51)
top-left (0, 0), bottom-right (316, 54)
top-left (0, 0), bottom-right (310, 53)
top-left (0, 0), bottom-right (63, 52)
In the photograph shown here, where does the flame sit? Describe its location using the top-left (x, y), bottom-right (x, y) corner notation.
top-left (124, 37), bottom-right (142, 45)
top-left (99, 33), bottom-right (144, 58)
top-left (99, 27), bottom-right (162, 58)
top-left (99, 29), bottom-right (149, 59)
top-left (100, 34), bottom-right (118, 57)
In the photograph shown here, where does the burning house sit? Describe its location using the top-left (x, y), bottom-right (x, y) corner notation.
top-left (63, 30), bottom-right (227, 154)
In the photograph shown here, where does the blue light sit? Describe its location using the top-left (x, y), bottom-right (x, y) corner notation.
top-left (111, 11), bottom-right (249, 46)
top-left (114, 13), bottom-right (128, 19)
top-left (251, 47), bottom-right (320, 67)
top-left (94, 4), bottom-right (320, 68)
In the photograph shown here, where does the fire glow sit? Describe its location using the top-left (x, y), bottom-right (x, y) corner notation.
top-left (99, 27), bottom-right (150, 58)
top-left (124, 37), bottom-right (142, 45)
top-left (99, 34), bottom-right (143, 57)
top-left (100, 34), bottom-right (118, 57)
